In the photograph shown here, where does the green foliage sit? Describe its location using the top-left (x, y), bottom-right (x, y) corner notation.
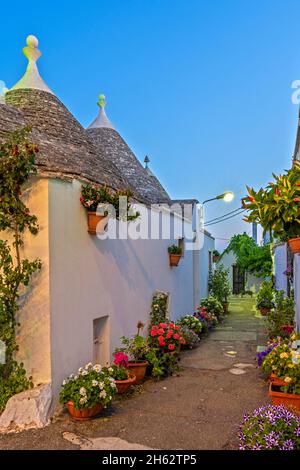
top-left (256, 280), bottom-right (274, 308)
top-left (107, 364), bottom-right (129, 381)
top-left (243, 162), bottom-right (300, 241)
top-left (145, 348), bottom-right (179, 379)
top-left (0, 361), bottom-right (33, 412)
top-left (179, 326), bottom-right (200, 349)
top-left (59, 363), bottom-right (116, 410)
top-left (223, 233), bottom-right (272, 278)
top-left (116, 335), bottom-right (150, 362)
top-left (265, 290), bottom-right (295, 338)
top-left (80, 183), bottom-right (139, 221)
top-left (168, 244), bottom-right (182, 255)
top-left (0, 128), bottom-right (41, 411)
top-left (208, 265), bottom-right (231, 302)
top-left (262, 342), bottom-right (300, 395)
top-left (150, 292), bottom-right (169, 325)
top-left (177, 315), bottom-right (203, 335)
top-left (199, 296), bottom-right (224, 319)
top-left (213, 250), bottom-right (220, 257)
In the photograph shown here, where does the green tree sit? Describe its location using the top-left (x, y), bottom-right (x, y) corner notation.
top-left (223, 233), bottom-right (272, 278)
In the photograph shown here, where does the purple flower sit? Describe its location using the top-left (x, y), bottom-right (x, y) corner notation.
top-left (281, 440), bottom-right (294, 450)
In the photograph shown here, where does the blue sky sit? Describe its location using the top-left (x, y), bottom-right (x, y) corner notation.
top-left (1, 0), bottom-right (299, 249)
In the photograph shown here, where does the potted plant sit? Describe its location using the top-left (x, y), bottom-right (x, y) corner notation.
top-left (208, 265), bottom-right (231, 314)
top-left (149, 322), bottom-right (185, 354)
top-left (59, 363), bottom-right (117, 420)
top-left (212, 249), bottom-right (220, 263)
top-left (243, 161), bottom-right (300, 253)
top-left (117, 326), bottom-right (150, 385)
top-left (107, 352), bottom-right (135, 394)
top-left (194, 306), bottom-right (218, 330)
top-left (168, 245), bottom-right (182, 267)
top-left (199, 296), bottom-right (224, 321)
top-left (256, 280), bottom-right (274, 316)
top-left (261, 342), bottom-right (300, 411)
top-left (265, 290), bottom-right (295, 339)
top-left (239, 404), bottom-right (300, 450)
top-left (179, 325), bottom-right (200, 350)
top-left (176, 315), bottom-right (203, 336)
top-left (80, 184), bottom-right (139, 234)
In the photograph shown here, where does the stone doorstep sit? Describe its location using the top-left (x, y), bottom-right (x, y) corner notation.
top-left (0, 384), bottom-right (52, 434)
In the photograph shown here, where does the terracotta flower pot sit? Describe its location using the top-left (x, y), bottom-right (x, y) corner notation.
top-left (213, 255), bottom-right (220, 263)
top-left (169, 254), bottom-right (181, 267)
top-left (66, 401), bottom-right (103, 421)
top-left (269, 382), bottom-right (300, 413)
top-left (270, 373), bottom-right (286, 387)
top-left (259, 307), bottom-right (271, 316)
top-left (128, 361), bottom-right (148, 384)
top-left (222, 302), bottom-right (229, 315)
top-left (87, 212), bottom-right (108, 235)
top-left (115, 373), bottom-right (136, 394)
top-left (288, 237), bottom-right (300, 254)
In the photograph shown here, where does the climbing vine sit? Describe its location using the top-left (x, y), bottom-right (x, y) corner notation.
top-left (0, 127), bottom-right (41, 412)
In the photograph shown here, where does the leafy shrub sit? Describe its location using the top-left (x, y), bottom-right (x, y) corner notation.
top-left (116, 335), bottom-right (150, 362)
top-left (199, 296), bottom-right (224, 319)
top-left (239, 404), bottom-right (300, 450)
top-left (59, 363), bottom-right (117, 410)
top-left (145, 348), bottom-right (179, 379)
top-left (177, 315), bottom-right (203, 336)
top-left (0, 361), bottom-right (33, 413)
top-left (257, 280), bottom-right (274, 305)
top-left (150, 292), bottom-right (169, 325)
top-left (179, 326), bottom-right (200, 349)
top-left (265, 290), bottom-right (295, 338)
top-left (208, 265), bottom-right (231, 302)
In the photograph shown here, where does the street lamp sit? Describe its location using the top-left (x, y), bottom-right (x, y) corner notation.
top-left (202, 191), bottom-right (234, 205)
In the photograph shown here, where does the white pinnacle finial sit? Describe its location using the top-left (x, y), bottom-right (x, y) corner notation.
top-left (11, 35), bottom-right (54, 94)
top-left (88, 93), bottom-right (114, 129)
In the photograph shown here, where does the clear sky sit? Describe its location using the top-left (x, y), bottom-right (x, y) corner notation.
top-left (1, 0), bottom-right (299, 249)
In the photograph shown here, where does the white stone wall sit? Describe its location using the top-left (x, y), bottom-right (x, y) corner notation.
top-left (48, 179), bottom-right (197, 397)
top-left (199, 233), bottom-right (215, 300)
top-left (273, 243), bottom-right (288, 294)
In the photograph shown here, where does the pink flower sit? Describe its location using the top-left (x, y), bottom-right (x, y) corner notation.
top-left (114, 352), bottom-right (129, 368)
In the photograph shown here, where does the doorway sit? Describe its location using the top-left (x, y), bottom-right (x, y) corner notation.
top-left (232, 265), bottom-right (245, 294)
top-left (93, 316), bottom-right (110, 366)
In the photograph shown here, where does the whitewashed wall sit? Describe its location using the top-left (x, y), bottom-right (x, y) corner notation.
top-left (294, 254), bottom-right (300, 331)
top-left (273, 243), bottom-right (288, 294)
top-left (48, 179), bottom-right (197, 397)
top-left (199, 232), bottom-right (215, 300)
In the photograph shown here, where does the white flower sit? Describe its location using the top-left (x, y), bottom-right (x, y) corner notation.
top-left (69, 374), bottom-right (74, 379)
top-left (93, 364), bottom-right (102, 373)
top-left (85, 362), bottom-right (93, 370)
top-left (108, 367), bottom-right (113, 373)
top-left (74, 375), bottom-right (78, 380)
top-left (99, 390), bottom-right (107, 398)
top-left (111, 382), bottom-right (117, 388)
top-left (98, 382), bottom-right (104, 390)
top-left (79, 387), bottom-right (86, 396)
top-left (109, 377), bottom-right (115, 384)
top-left (81, 370), bottom-right (88, 376)
top-left (92, 380), bottom-right (98, 387)
top-left (79, 397), bottom-right (87, 405)
top-left (78, 367), bottom-right (83, 374)
top-left (62, 380), bottom-right (67, 386)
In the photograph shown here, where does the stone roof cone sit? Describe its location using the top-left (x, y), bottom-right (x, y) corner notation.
top-left (11, 35), bottom-right (53, 94)
top-left (88, 94), bottom-right (114, 129)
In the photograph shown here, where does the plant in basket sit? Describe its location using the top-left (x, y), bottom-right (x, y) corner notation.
top-left (59, 363), bottom-right (117, 420)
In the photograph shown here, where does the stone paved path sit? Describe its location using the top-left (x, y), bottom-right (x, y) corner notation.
top-left (0, 297), bottom-right (270, 450)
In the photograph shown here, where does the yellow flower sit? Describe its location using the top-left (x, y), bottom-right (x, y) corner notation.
top-left (280, 352), bottom-right (288, 359)
top-left (288, 363), bottom-right (294, 368)
top-left (284, 377), bottom-right (292, 383)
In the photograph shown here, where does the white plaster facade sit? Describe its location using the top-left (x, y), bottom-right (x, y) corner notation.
top-left (273, 243), bottom-right (288, 294)
top-left (11, 177), bottom-right (214, 400)
top-left (294, 254), bottom-right (300, 331)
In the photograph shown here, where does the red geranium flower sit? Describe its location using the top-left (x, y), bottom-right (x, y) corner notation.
top-left (174, 325), bottom-right (180, 330)
top-left (157, 328), bottom-right (164, 335)
top-left (150, 330), bottom-right (157, 337)
top-left (166, 332), bottom-right (173, 339)
top-left (173, 333), bottom-right (180, 340)
top-left (168, 344), bottom-right (175, 351)
top-left (159, 323), bottom-right (167, 328)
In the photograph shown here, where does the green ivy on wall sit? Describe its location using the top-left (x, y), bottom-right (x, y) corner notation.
top-left (0, 127), bottom-right (41, 412)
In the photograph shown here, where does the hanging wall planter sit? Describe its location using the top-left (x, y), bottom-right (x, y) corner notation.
top-left (288, 237), bottom-right (300, 254)
top-left (168, 245), bottom-right (182, 267)
top-left (87, 212), bottom-right (108, 235)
